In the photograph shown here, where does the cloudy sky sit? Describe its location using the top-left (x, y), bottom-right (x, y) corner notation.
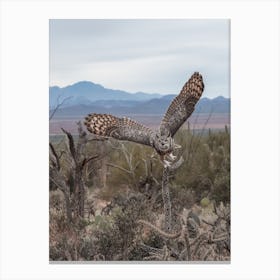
top-left (50, 19), bottom-right (230, 98)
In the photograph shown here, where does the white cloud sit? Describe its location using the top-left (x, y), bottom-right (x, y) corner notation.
top-left (50, 19), bottom-right (230, 98)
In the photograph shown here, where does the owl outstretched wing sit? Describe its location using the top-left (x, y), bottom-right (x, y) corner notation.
top-left (84, 113), bottom-right (154, 147)
top-left (160, 72), bottom-right (204, 137)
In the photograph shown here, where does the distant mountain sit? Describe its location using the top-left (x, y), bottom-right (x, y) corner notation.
top-left (196, 96), bottom-right (230, 113)
top-left (50, 81), bottom-right (230, 118)
top-left (52, 95), bottom-right (230, 118)
top-left (49, 81), bottom-right (162, 108)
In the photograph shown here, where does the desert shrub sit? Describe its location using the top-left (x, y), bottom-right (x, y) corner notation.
top-left (211, 172), bottom-right (230, 202)
top-left (91, 192), bottom-right (153, 260)
top-left (49, 124), bottom-right (230, 261)
top-left (106, 142), bottom-right (161, 188)
top-left (172, 127), bottom-right (230, 204)
top-left (200, 197), bottom-right (211, 208)
top-left (170, 185), bottom-right (196, 212)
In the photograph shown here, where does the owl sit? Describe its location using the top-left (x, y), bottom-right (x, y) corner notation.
top-left (84, 72), bottom-right (204, 167)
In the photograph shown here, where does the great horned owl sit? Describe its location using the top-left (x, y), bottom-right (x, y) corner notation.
top-left (84, 72), bottom-right (204, 167)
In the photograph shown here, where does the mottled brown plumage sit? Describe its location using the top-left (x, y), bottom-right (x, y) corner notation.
top-left (84, 114), bottom-right (153, 147)
top-left (160, 72), bottom-right (204, 136)
top-left (84, 72), bottom-right (204, 166)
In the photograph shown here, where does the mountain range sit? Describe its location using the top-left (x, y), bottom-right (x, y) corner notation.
top-left (50, 81), bottom-right (230, 118)
top-left (50, 81), bottom-right (162, 108)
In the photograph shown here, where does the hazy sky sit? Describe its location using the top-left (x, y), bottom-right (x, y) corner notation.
top-left (50, 19), bottom-right (230, 98)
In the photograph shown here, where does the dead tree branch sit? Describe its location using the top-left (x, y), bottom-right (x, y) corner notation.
top-left (49, 95), bottom-right (72, 121)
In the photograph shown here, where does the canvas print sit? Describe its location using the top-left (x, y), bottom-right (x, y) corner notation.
top-left (49, 19), bottom-right (230, 262)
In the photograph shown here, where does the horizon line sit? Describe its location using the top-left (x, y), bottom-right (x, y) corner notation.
top-left (49, 80), bottom-right (230, 98)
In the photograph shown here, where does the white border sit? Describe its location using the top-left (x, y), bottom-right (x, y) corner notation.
top-left (0, 1), bottom-right (279, 280)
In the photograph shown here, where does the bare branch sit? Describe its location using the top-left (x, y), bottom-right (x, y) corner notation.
top-left (49, 143), bottom-right (60, 171)
top-left (82, 155), bottom-right (99, 168)
top-left (61, 128), bottom-right (76, 163)
top-left (201, 219), bottom-right (215, 227)
top-left (106, 163), bottom-right (132, 174)
top-left (137, 219), bottom-right (181, 239)
top-left (49, 174), bottom-right (72, 222)
top-left (49, 95), bottom-right (72, 120)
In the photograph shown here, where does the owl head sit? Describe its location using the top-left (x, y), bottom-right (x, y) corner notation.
top-left (153, 129), bottom-right (174, 155)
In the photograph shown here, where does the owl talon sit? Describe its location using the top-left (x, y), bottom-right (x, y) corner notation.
top-left (163, 160), bottom-right (172, 168)
top-left (167, 152), bottom-right (177, 161)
